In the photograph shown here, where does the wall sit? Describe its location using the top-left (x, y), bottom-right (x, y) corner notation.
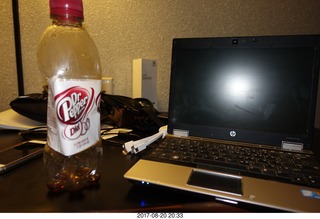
top-left (1, 0), bottom-right (320, 114)
top-left (0, 0), bottom-right (18, 111)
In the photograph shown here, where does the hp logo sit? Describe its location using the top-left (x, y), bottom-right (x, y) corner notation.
top-left (230, 131), bottom-right (236, 137)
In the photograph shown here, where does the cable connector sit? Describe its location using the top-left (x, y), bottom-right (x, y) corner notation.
top-left (122, 125), bottom-right (167, 155)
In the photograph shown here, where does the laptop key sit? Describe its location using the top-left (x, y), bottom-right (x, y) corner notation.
top-left (181, 156), bottom-right (192, 162)
top-left (248, 166), bottom-right (261, 174)
top-left (226, 158), bottom-right (240, 164)
top-left (276, 170), bottom-right (292, 180)
top-left (193, 153), bottom-right (204, 159)
top-left (307, 176), bottom-right (320, 186)
top-left (261, 168), bottom-right (276, 176)
top-left (292, 174), bottom-right (308, 184)
top-left (159, 152), bottom-right (170, 159)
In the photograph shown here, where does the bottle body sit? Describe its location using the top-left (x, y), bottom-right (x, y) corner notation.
top-left (43, 141), bottom-right (102, 192)
top-left (38, 21), bottom-right (103, 192)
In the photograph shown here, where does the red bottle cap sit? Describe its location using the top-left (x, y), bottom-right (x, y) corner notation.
top-left (50, 0), bottom-right (83, 20)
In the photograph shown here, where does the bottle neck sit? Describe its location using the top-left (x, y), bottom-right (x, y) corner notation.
top-left (51, 14), bottom-right (83, 27)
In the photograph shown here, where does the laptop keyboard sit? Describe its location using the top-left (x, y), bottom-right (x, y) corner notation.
top-left (146, 137), bottom-right (320, 188)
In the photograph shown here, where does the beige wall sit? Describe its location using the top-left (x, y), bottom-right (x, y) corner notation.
top-left (0, 0), bottom-right (18, 111)
top-left (1, 0), bottom-right (320, 114)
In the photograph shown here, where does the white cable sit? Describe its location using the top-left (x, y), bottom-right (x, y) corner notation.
top-left (122, 125), bottom-right (167, 155)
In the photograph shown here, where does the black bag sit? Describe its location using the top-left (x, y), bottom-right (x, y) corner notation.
top-left (10, 87), bottom-right (165, 131)
top-left (100, 93), bottom-right (165, 131)
top-left (10, 89), bottom-right (48, 123)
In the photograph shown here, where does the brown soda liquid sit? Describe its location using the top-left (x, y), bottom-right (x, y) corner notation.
top-left (43, 140), bottom-right (103, 192)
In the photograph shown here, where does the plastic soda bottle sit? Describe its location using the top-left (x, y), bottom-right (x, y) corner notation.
top-left (37, 0), bottom-right (103, 192)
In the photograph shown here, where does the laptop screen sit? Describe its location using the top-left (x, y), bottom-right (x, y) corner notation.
top-left (168, 35), bottom-right (320, 149)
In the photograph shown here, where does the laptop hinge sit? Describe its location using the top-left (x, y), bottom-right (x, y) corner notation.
top-left (281, 141), bottom-right (303, 151)
top-left (173, 129), bottom-right (189, 137)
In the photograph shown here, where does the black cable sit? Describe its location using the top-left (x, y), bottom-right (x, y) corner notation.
top-left (12, 0), bottom-right (25, 96)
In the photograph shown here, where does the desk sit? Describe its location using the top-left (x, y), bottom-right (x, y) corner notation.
top-left (0, 130), bottom-right (252, 212)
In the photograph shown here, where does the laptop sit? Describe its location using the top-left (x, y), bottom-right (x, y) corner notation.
top-left (124, 35), bottom-right (320, 212)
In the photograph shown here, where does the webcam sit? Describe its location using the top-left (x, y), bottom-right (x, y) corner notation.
top-left (232, 38), bottom-right (238, 45)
